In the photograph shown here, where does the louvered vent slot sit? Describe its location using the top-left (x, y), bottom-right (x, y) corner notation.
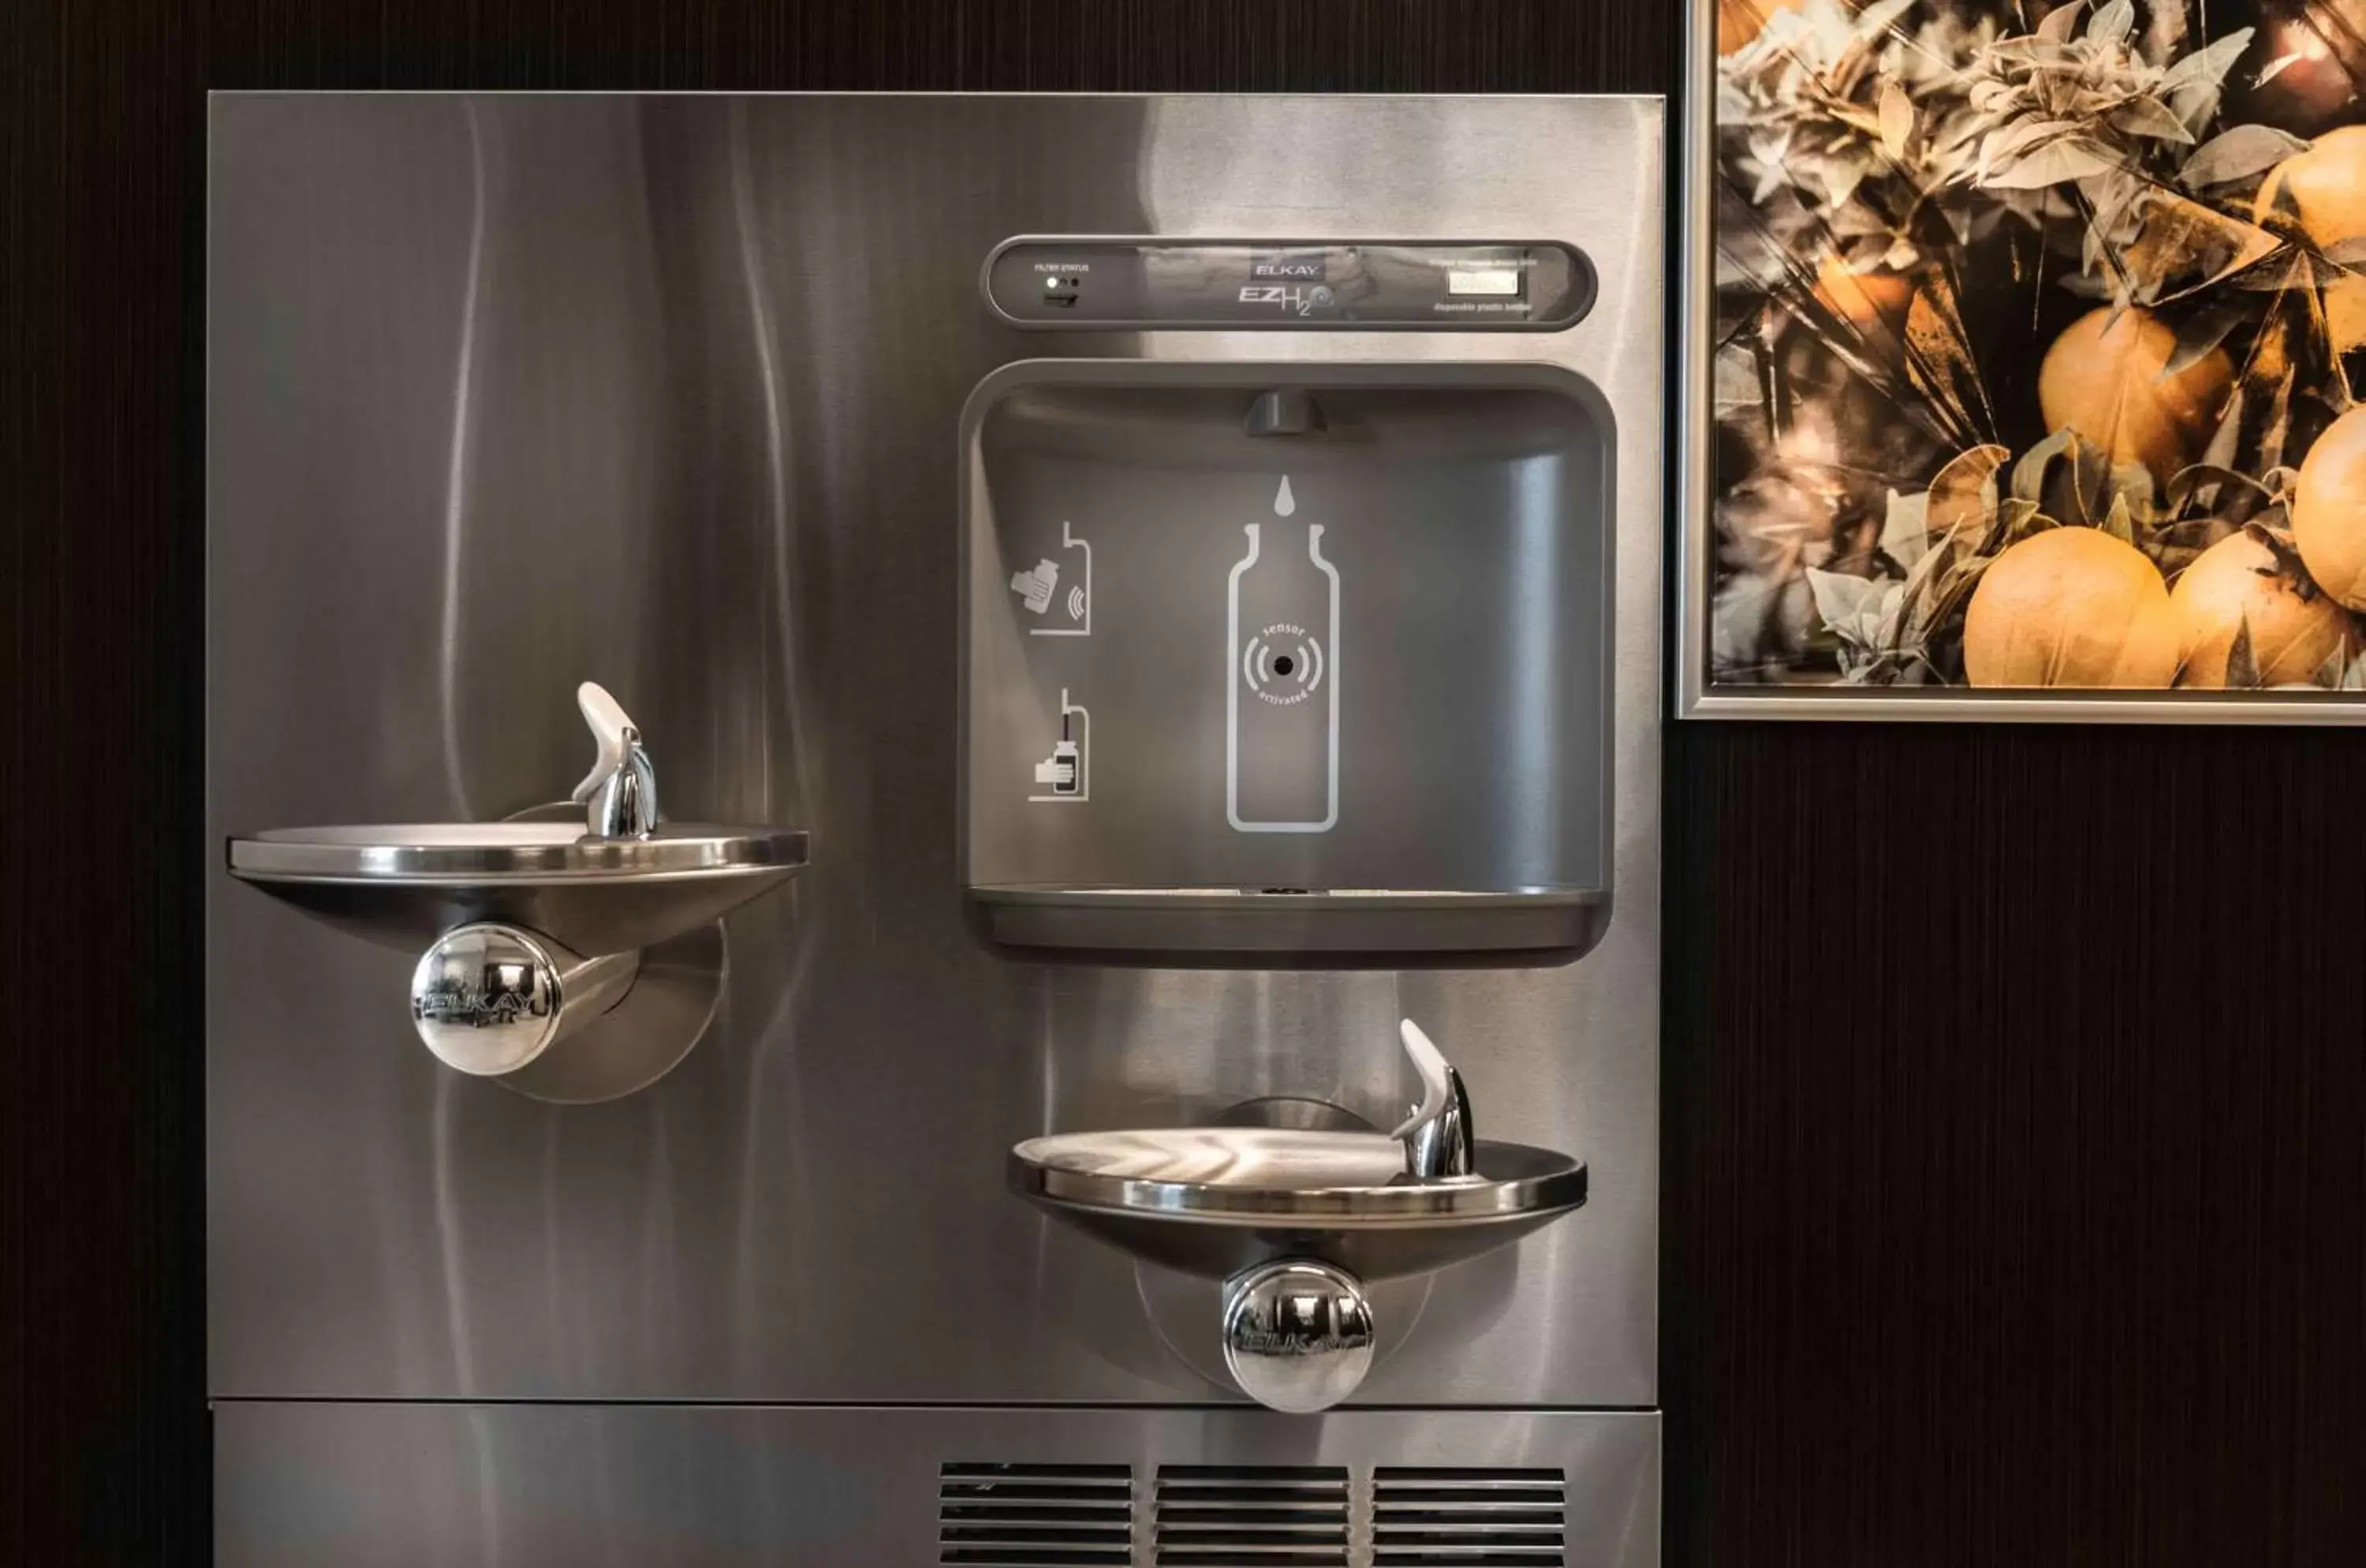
top-left (1371, 1467), bottom-right (1566, 1566)
top-left (939, 1462), bottom-right (1132, 1566)
top-left (1154, 1464), bottom-right (1349, 1566)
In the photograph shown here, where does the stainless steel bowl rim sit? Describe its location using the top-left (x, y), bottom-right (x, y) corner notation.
top-left (1009, 1138), bottom-right (1586, 1226)
top-left (228, 824), bottom-right (809, 883)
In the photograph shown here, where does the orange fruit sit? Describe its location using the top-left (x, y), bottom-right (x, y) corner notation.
top-left (2036, 306), bottom-right (2234, 484)
top-left (1719, 0), bottom-right (1809, 53)
top-left (2292, 405), bottom-right (2366, 609)
top-left (2256, 125), bottom-right (2366, 352)
top-left (1961, 526), bottom-right (2181, 687)
top-left (2254, 125), bottom-right (2366, 236)
top-left (2168, 530), bottom-right (2357, 686)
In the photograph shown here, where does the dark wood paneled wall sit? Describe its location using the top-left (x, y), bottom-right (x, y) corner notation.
top-left (1664, 721), bottom-right (2366, 1565)
top-left (5, 1), bottom-right (2357, 1563)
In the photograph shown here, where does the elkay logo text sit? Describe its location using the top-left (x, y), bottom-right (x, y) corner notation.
top-left (1242, 253), bottom-right (1332, 312)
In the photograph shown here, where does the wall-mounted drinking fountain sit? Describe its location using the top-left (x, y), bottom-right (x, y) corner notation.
top-left (1010, 1020), bottom-right (1587, 1413)
top-left (226, 682), bottom-right (808, 1103)
top-left (207, 95), bottom-right (1663, 1563)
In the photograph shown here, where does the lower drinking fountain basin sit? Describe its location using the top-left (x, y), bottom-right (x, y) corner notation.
top-left (1011, 1021), bottom-right (1589, 1412)
top-left (1010, 1128), bottom-right (1586, 1282)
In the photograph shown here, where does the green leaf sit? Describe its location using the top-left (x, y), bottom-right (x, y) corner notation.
top-left (1925, 442), bottom-right (2013, 543)
top-left (1804, 567), bottom-right (1888, 642)
top-left (2013, 428), bottom-right (2077, 506)
top-left (2166, 29), bottom-right (2260, 132)
top-left (1985, 137), bottom-right (2125, 191)
top-left (1996, 498), bottom-right (2049, 548)
top-left (2226, 614), bottom-right (2260, 688)
top-left (2144, 0), bottom-right (2190, 66)
top-left (1818, 151), bottom-right (1868, 209)
top-left (2163, 304), bottom-right (2248, 377)
top-left (2087, 0), bottom-right (2134, 47)
top-left (1977, 118), bottom-right (2085, 181)
top-left (1880, 487), bottom-right (1934, 567)
top-left (2179, 124), bottom-right (2311, 189)
top-left (2260, 363), bottom-right (2298, 472)
top-left (2110, 96), bottom-right (2196, 144)
top-left (2163, 27), bottom-right (2256, 91)
top-left (2108, 460), bottom-right (2157, 522)
top-left (2037, 1), bottom-right (2088, 44)
top-left (2066, 433), bottom-right (2125, 525)
top-left (2193, 383), bottom-right (2246, 507)
top-left (1878, 80), bottom-right (1914, 162)
top-left (2100, 491), bottom-right (2137, 544)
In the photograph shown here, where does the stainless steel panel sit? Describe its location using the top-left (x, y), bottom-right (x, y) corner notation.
top-left (207, 95), bottom-right (1661, 1406)
top-left (215, 1402), bottom-right (1660, 1567)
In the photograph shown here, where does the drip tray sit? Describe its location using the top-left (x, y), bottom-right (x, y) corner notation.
top-left (971, 886), bottom-right (1609, 962)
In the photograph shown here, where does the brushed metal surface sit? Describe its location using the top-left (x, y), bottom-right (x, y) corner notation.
top-left (214, 1402), bottom-right (1660, 1567)
top-left (206, 94), bottom-right (1663, 1406)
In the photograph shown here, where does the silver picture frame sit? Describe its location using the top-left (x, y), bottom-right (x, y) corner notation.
top-left (1677, 0), bottom-right (2366, 723)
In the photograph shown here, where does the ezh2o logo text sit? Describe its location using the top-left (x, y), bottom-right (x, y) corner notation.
top-left (1239, 283), bottom-right (1337, 315)
top-left (1242, 254), bottom-right (1334, 315)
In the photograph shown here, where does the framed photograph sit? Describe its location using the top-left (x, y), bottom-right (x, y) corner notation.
top-left (1681, 0), bottom-right (2366, 719)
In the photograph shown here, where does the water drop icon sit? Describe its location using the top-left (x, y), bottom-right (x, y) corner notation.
top-left (1274, 475), bottom-right (1295, 517)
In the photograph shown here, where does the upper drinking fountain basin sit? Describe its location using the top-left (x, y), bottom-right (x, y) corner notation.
top-left (228, 820), bottom-right (808, 955)
top-left (228, 681), bottom-right (808, 958)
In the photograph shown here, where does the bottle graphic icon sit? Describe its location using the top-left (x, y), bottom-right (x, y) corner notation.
top-left (1226, 476), bottom-right (1339, 833)
top-left (1039, 736), bottom-right (1080, 795)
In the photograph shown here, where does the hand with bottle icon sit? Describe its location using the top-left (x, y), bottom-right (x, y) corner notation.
top-left (1010, 558), bottom-right (1060, 615)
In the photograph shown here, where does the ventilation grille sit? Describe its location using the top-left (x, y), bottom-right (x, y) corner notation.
top-left (1371, 1468), bottom-right (1566, 1566)
top-left (1154, 1465), bottom-right (1350, 1566)
top-left (939, 1463), bottom-right (1133, 1566)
